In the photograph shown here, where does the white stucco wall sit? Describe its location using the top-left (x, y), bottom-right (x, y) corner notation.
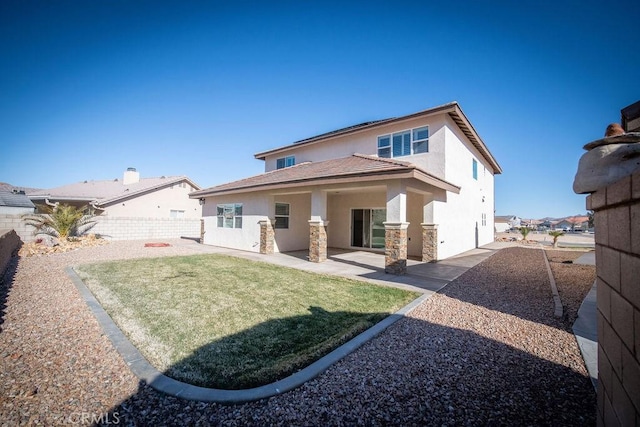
top-left (273, 193), bottom-right (311, 252)
top-left (0, 206), bottom-right (34, 215)
top-left (201, 193), bottom-right (271, 252)
top-left (103, 183), bottom-right (202, 218)
top-left (430, 120), bottom-right (496, 259)
top-left (264, 115), bottom-right (448, 180)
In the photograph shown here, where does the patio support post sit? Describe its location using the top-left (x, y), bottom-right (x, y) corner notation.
top-left (385, 181), bottom-right (409, 274)
top-left (258, 219), bottom-right (275, 254)
top-left (421, 223), bottom-right (438, 262)
top-left (309, 189), bottom-right (328, 262)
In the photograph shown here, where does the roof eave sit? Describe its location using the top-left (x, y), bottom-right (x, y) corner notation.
top-left (192, 168), bottom-right (459, 198)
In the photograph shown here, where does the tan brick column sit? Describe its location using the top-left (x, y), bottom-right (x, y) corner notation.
top-left (258, 219), bottom-right (275, 254)
top-left (384, 222), bottom-right (409, 275)
top-left (308, 220), bottom-right (328, 263)
top-left (586, 172), bottom-right (640, 425)
top-left (421, 223), bottom-right (438, 262)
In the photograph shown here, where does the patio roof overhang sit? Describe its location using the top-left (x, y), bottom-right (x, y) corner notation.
top-left (191, 154), bottom-right (460, 198)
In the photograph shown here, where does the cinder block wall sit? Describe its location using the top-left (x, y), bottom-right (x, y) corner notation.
top-left (0, 229), bottom-right (21, 278)
top-left (0, 215), bottom-right (36, 242)
top-left (91, 217), bottom-right (201, 240)
top-left (0, 215), bottom-right (200, 242)
top-left (587, 171), bottom-right (640, 425)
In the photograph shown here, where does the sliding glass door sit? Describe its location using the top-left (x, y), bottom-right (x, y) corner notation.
top-left (351, 209), bottom-right (386, 249)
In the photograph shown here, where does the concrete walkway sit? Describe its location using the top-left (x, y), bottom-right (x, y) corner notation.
top-left (573, 251), bottom-right (598, 390)
top-left (173, 239), bottom-right (509, 297)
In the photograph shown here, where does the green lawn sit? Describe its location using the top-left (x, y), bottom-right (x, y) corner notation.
top-left (75, 254), bottom-right (419, 389)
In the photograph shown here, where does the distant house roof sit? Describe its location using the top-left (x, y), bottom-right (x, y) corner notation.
top-left (0, 190), bottom-right (36, 209)
top-left (28, 176), bottom-right (201, 208)
top-left (494, 215), bottom-right (516, 223)
top-left (254, 102), bottom-right (503, 174)
top-left (191, 154), bottom-right (461, 197)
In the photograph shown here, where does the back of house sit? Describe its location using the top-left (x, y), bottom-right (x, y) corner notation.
top-left (192, 102), bottom-right (502, 273)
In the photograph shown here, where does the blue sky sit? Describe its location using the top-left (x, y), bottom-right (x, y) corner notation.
top-left (1, 1), bottom-right (638, 219)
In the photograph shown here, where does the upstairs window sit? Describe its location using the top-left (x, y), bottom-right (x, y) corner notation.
top-left (412, 126), bottom-right (429, 154)
top-left (378, 126), bottom-right (429, 158)
top-left (275, 203), bottom-right (290, 229)
top-left (217, 203), bottom-right (243, 228)
top-left (276, 156), bottom-right (295, 169)
top-left (472, 159), bottom-right (478, 180)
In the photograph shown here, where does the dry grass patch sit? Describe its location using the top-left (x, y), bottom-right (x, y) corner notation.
top-left (75, 254), bottom-right (419, 389)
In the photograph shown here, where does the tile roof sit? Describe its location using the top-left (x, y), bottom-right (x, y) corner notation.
top-left (28, 176), bottom-right (200, 207)
top-left (191, 154), bottom-right (460, 197)
top-left (0, 190), bottom-right (36, 208)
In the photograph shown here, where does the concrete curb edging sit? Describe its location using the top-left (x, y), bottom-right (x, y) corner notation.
top-left (541, 249), bottom-right (563, 318)
top-left (66, 266), bottom-right (430, 404)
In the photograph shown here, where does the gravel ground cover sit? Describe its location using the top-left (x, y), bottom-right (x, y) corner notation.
top-left (544, 250), bottom-right (596, 326)
top-left (0, 241), bottom-right (596, 426)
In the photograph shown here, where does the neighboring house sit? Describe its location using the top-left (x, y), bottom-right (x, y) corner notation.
top-left (0, 190), bottom-right (36, 215)
top-left (191, 102), bottom-right (502, 274)
top-left (28, 168), bottom-right (202, 218)
top-left (495, 215), bottom-right (520, 232)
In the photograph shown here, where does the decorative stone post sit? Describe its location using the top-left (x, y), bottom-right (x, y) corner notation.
top-left (200, 219), bottom-right (205, 244)
top-left (421, 223), bottom-right (438, 262)
top-left (258, 219), bottom-right (275, 254)
top-left (308, 220), bottom-right (328, 262)
top-left (384, 222), bottom-right (409, 275)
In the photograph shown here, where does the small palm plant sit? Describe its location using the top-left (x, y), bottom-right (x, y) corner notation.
top-left (519, 227), bottom-right (532, 241)
top-left (23, 204), bottom-right (97, 241)
top-left (548, 230), bottom-right (565, 248)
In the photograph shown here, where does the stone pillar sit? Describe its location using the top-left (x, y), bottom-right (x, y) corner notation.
top-left (421, 223), bottom-right (438, 262)
top-left (384, 222), bottom-right (409, 275)
top-left (308, 220), bottom-right (328, 262)
top-left (200, 219), bottom-right (205, 244)
top-left (258, 219), bottom-right (275, 254)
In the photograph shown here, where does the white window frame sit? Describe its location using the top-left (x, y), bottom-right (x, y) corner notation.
top-left (276, 156), bottom-right (295, 169)
top-left (472, 159), bottom-right (478, 180)
top-left (275, 202), bottom-right (290, 229)
top-left (377, 125), bottom-right (429, 158)
top-left (217, 203), bottom-right (243, 228)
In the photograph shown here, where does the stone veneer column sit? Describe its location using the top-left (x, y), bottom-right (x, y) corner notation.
top-left (384, 222), bottom-right (409, 275)
top-left (308, 220), bottom-right (328, 263)
top-left (421, 223), bottom-right (438, 262)
top-left (258, 219), bottom-right (275, 255)
top-left (200, 219), bottom-right (205, 244)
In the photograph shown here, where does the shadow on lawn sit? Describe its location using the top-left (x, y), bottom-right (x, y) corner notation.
top-left (165, 305), bottom-right (389, 390)
top-left (100, 313), bottom-right (596, 426)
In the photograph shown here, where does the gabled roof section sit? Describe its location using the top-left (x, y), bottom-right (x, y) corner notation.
top-left (0, 190), bottom-right (36, 208)
top-left (191, 154), bottom-right (460, 197)
top-left (254, 102), bottom-right (502, 174)
top-left (28, 176), bottom-right (201, 207)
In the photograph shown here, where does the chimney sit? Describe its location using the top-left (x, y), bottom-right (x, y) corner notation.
top-left (123, 167), bottom-right (140, 185)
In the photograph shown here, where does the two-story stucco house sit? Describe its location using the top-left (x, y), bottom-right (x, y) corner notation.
top-left (191, 102), bottom-right (502, 274)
